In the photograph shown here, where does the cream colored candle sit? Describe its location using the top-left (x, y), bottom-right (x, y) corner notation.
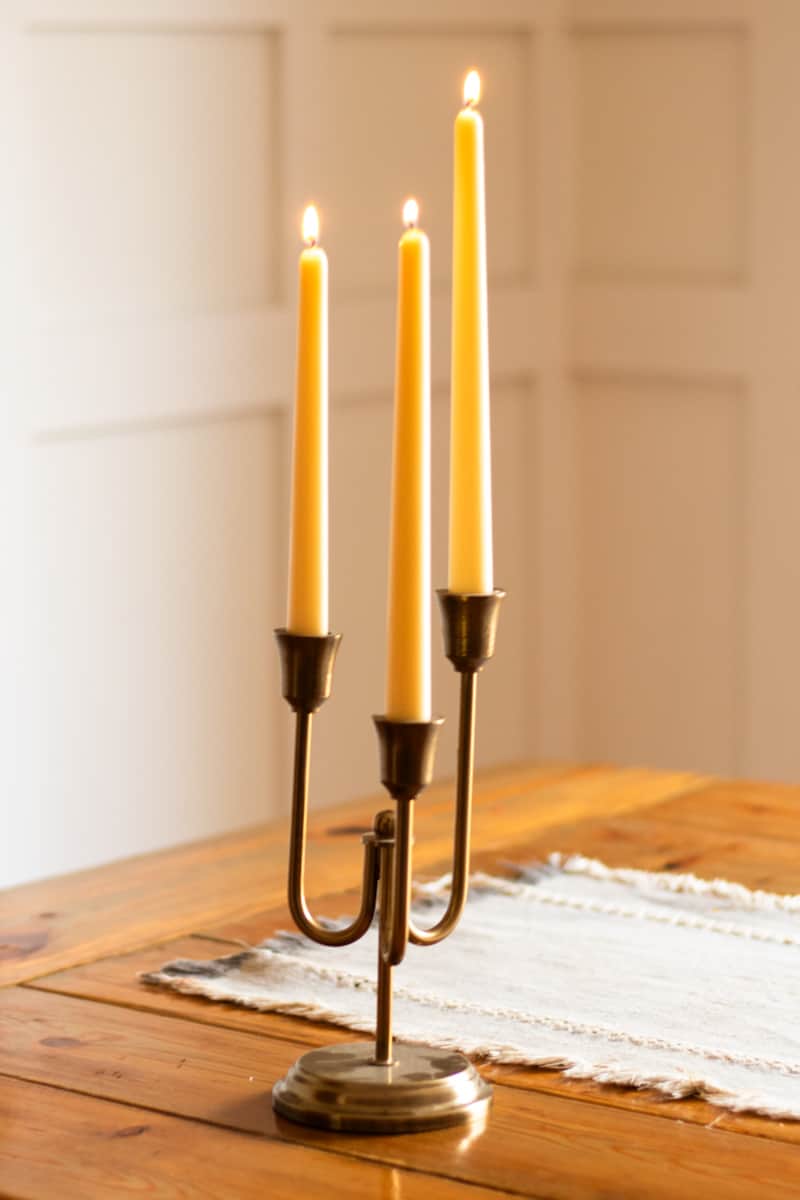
top-left (287, 204), bottom-right (328, 635)
top-left (449, 69), bottom-right (493, 595)
top-left (385, 199), bottom-right (431, 721)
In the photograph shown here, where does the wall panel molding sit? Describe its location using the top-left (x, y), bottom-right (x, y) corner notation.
top-left (23, 2), bottom-right (543, 436)
top-left (9, 0), bottom-right (546, 884)
top-left (568, 0), bottom-right (752, 30)
top-left (27, 282), bottom-right (537, 437)
top-left (25, 0), bottom-right (292, 30)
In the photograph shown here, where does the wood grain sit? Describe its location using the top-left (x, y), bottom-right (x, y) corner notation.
top-left (645, 779), bottom-right (800, 844)
top-left (31, 935), bottom-right (364, 1050)
top-left (3, 986), bottom-right (800, 1200)
top-left (6, 763), bottom-right (799, 1200)
top-left (0, 762), bottom-right (568, 987)
top-left (505, 811), bottom-right (800, 893)
top-left (0, 1075), bottom-right (511, 1200)
top-left (29, 910), bottom-right (800, 1149)
top-left (0, 763), bottom-right (702, 987)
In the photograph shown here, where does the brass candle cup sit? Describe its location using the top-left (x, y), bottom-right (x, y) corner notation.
top-left (438, 588), bottom-right (505, 672)
top-left (275, 628), bottom-right (341, 713)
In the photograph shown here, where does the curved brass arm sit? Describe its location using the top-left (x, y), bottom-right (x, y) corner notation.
top-left (287, 710), bottom-right (379, 947)
top-left (408, 671), bottom-right (477, 947)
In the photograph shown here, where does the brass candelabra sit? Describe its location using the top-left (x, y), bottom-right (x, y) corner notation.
top-left (272, 588), bottom-right (504, 1133)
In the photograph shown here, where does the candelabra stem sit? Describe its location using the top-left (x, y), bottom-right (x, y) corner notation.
top-left (374, 792), bottom-right (415, 1063)
top-left (374, 824), bottom-right (395, 1065)
top-left (382, 798), bottom-right (413, 967)
top-left (374, 956), bottom-right (393, 1065)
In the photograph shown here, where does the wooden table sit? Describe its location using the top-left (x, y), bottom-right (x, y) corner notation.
top-left (3, 761), bottom-right (800, 1198)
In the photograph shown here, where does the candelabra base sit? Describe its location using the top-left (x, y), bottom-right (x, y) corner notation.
top-left (272, 1041), bottom-right (492, 1133)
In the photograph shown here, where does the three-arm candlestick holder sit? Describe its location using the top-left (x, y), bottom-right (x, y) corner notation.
top-left (272, 588), bottom-right (504, 1133)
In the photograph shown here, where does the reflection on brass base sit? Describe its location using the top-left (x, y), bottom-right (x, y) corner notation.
top-left (272, 1041), bottom-right (492, 1133)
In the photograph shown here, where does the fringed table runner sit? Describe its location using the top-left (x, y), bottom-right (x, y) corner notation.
top-left (144, 854), bottom-right (800, 1120)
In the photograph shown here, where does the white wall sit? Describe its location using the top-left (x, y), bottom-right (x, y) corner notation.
top-left (3, 1), bottom-right (542, 888)
top-left (5, 0), bottom-right (800, 887)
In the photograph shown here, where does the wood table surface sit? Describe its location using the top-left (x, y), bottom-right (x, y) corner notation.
top-left (3, 760), bottom-right (800, 1199)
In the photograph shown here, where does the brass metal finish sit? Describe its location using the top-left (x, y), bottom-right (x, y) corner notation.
top-left (410, 591), bottom-right (503, 945)
top-left (275, 628), bottom-right (341, 713)
top-left (275, 630), bottom-right (378, 947)
top-left (437, 589), bottom-right (505, 673)
top-left (373, 716), bottom-right (444, 802)
top-left (374, 814), bottom-right (395, 1066)
top-left (272, 1042), bottom-right (492, 1133)
top-left (272, 590), bottom-right (503, 1132)
top-left (409, 672), bottom-right (476, 946)
top-left (287, 708), bottom-right (379, 946)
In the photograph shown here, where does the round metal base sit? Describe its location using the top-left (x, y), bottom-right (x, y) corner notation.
top-left (272, 1041), bottom-right (492, 1133)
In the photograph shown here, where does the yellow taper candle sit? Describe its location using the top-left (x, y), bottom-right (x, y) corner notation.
top-left (449, 69), bottom-right (493, 595)
top-left (287, 204), bottom-right (328, 635)
top-left (385, 198), bottom-right (431, 721)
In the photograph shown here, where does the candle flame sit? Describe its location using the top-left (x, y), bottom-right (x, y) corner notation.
top-left (400, 198), bottom-right (419, 228)
top-left (302, 204), bottom-right (320, 246)
top-left (463, 69), bottom-right (481, 107)
top-left (402, 197), bottom-right (419, 228)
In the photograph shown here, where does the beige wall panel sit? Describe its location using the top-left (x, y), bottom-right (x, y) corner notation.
top-left (577, 376), bottom-right (743, 775)
top-left (18, 416), bottom-right (283, 887)
top-left (574, 28), bottom-right (746, 281)
top-left (302, 381), bottom-right (534, 811)
top-left (744, 5), bottom-right (800, 783)
top-left (29, 31), bottom-right (281, 323)
top-left (322, 30), bottom-right (532, 294)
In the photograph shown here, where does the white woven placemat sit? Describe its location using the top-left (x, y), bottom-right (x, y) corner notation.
top-left (143, 854), bottom-right (800, 1119)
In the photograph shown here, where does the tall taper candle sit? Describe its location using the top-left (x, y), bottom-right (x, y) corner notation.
top-left (449, 69), bottom-right (493, 595)
top-left (385, 199), bottom-right (431, 721)
top-left (287, 204), bottom-right (328, 635)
